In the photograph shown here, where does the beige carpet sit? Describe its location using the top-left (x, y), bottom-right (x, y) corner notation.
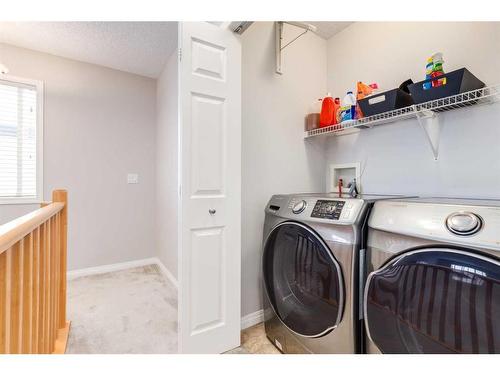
top-left (66, 264), bottom-right (178, 354)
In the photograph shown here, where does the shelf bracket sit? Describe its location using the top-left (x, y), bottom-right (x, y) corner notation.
top-left (416, 110), bottom-right (442, 160)
top-left (275, 21), bottom-right (310, 75)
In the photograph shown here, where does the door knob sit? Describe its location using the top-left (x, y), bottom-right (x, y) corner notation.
top-left (209, 209), bottom-right (216, 215)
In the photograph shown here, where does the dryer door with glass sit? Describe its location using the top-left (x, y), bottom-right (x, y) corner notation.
top-left (263, 221), bottom-right (344, 338)
top-left (364, 248), bottom-right (500, 353)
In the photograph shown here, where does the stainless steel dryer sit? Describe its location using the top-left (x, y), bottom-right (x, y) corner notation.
top-left (262, 193), bottom-right (404, 354)
top-left (365, 198), bottom-right (500, 354)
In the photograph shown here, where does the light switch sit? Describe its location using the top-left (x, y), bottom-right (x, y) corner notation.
top-left (127, 173), bottom-right (139, 184)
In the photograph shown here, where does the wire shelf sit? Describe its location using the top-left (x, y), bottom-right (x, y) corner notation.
top-left (304, 84), bottom-right (500, 139)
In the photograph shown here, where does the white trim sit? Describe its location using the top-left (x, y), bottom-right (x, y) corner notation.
top-left (67, 256), bottom-right (262, 331)
top-left (154, 257), bottom-right (179, 289)
top-left (37, 78), bottom-right (44, 205)
top-left (241, 309), bottom-right (264, 330)
top-left (67, 257), bottom-right (180, 290)
top-left (67, 257), bottom-right (159, 280)
top-left (0, 74), bottom-right (44, 205)
top-left (0, 198), bottom-right (41, 205)
top-left (0, 73), bottom-right (42, 88)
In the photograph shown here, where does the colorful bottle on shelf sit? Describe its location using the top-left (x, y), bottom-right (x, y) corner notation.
top-left (356, 81), bottom-right (378, 100)
top-left (332, 97), bottom-right (341, 128)
top-left (424, 56), bottom-right (433, 90)
top-left (356, 81), bottom-right (378, 119)
top-left (340, 91), bottom-right (356, 123)
top-left (319, 93), bottom-right (335, 127)
top-left (431, 52), bottom-right (446, 87)
top-left (424, 53), bottom-right (446, 89)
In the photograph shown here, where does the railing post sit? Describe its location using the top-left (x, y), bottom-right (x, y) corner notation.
top-left (0, 189), bottom-right (70, 353)
top-left (52, 190), bottom-right (67, 329)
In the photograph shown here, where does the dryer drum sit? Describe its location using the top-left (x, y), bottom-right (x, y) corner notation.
top-left (262, 222), bottom-right (345, 338)
top-left (364, 249), bottom-right (500, 353)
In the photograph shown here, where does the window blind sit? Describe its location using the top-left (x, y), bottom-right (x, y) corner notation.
top-left (0, 79), bottom-right (39, 200)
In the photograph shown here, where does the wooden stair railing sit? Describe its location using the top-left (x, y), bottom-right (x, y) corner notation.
top-left (0, 189), bottom-right (70, 354)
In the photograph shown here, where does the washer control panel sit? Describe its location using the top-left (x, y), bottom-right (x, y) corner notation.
top-left (311, 200), bottom-right (345, 220)
top-left (282, 196), bottom-right (362, 223)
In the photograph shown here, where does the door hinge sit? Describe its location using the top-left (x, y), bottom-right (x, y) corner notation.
top-left (178, 48), bottom-right (182, 62)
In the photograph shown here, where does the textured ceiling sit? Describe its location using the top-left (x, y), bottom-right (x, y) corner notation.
top-left (0, 22), bottom-right (178, 78)
top-left (307, 22), bottom-right (354, 39)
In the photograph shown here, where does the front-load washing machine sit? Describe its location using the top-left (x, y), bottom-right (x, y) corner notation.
top-left (262, 193), bottom-right (406, 354)
top-left (364, 198), bottom-right (500, 354)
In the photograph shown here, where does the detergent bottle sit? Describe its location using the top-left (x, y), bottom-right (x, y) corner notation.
top-left (332, 97), bottom-right (341, 128)
top-left (424, 53), bottom-right (446, 89)
top-left (340, 91), bottom-right (356, 123)
top-left (431, 52), bottom-right (446, 87)
top-left (344, 91), bottom-right (356, 106)
top-left (319, 93), bottom-right (335, 127)
top-left (335, 98), bottom-right (343, 125)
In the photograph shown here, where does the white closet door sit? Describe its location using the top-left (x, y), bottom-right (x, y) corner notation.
top-left (178, 22), bottom-right (241, 354)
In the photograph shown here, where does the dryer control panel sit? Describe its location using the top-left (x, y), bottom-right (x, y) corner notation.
top-left (311, 200), bottom-right (345, 220)
top-left (271, 195), bottom-right (365, 224)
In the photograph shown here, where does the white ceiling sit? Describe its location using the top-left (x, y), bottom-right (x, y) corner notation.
top-left (0, 22), bottom-right (178, 78)
top-left (307, 22), bottom-right (354, 39)
top-left (0, 22), bottom-right (349, 78)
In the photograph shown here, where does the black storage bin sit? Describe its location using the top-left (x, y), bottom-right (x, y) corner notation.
top-left (358, 88), bottom-right (414, 117)
top-left (408, 68), bottom-right (485, 104)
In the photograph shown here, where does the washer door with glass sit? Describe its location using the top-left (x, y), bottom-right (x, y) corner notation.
top-left (364, 248), bottom-right (500, 353)
top-left (263, 222), bottom-right (344, 337)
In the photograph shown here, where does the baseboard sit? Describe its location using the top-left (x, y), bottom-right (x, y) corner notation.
top-left (241, 309), bottom-right (264, 330)
top-left (67, 257), bottom-right (159, 280)
top-left (152, 257), bottom-right (179, 289)
top-left (68, 257), bottom-right (258, 330)
top-left (67, 256), bottom-right (180, 290)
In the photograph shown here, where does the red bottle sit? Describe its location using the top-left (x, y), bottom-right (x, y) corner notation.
top-left (319, 94), bottom-right (335, 128)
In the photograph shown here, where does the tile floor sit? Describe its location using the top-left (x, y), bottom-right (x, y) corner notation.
top-left (226, 323), bottom-right (281, 354)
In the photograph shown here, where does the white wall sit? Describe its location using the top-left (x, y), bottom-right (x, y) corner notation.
top-left (0, 204), bottom-right (35, 224)
top-left (241, 22), bottom-right (328, 317)
top-left (0, 43), bottom-right (157, 270)
top-left (327, 22), bottom-right (500, 99)
top-left (155, 50), bottom-right (179, 279)
top-left (325, 22), bottom-right (500, 198)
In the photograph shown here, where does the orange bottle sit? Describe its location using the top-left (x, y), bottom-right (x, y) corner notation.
top-left (356, 82), bottom-right (378, 119)
top-left (332, 97), bottom-right (341, 127)
top-left (319, 93), bottom-right (335, 128)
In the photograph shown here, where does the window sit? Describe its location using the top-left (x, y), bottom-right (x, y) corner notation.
top-left (0, 75), bottom-right (43, 204)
